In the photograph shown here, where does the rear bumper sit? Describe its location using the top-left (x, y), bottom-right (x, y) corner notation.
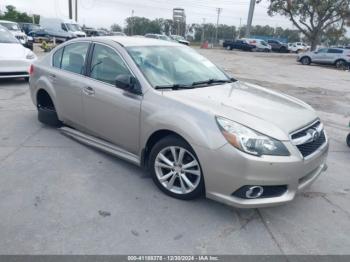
top-left (193, 137), bottom-right (329, 208)
top-left (0, 59), bottom-right (33, 78)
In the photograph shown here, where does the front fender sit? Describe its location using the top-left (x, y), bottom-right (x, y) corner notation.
top-left (140, 95), bottom-right (227, 153)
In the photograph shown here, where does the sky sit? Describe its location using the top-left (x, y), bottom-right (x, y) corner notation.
top-left (0, 0), bottom-right (295, 29)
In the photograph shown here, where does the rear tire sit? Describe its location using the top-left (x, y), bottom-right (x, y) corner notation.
top-left (38, 106), bottom-right (62, 127)
top-left (335, 60), bottom-right (348, 70)
top-left (149, 135), bottom-right (205, 200)
top-left (37, 91), bottom-right (62, 127)
top-left (347, 134), bottom-right (350, 147)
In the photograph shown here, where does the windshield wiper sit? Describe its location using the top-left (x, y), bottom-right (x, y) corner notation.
top-left (154, 84), bottom-right (193, 90)
top-left (191, 78), bottom-right (235, 87)
top-left (155, 78), bottom-right (237, 90)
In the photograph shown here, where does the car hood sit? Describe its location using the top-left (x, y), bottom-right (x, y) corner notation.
top-left (162, 81), bottom-right (317, 141)
top-left (0, 43), bottom-right (27, 59)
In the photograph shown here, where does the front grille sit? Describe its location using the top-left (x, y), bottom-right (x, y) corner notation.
top-left (15, 35), bottom-right (24, 40)
top-left (296, 130), bottom-right (326, 157)
top-left (291, 121), bottom-right (320, 139)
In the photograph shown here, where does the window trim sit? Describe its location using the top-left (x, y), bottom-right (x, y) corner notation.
top-left (51, 41), bottom-right (92, 77)
top-left (85, 42), bottom-right (138, 89)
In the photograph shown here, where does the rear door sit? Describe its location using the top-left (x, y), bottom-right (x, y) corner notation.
top-left (51, 41), bottom-right (90, 129)
top-left (81, 43), bottom-right (142, 154)
top-left (326, 48), bottom-right (343, 64)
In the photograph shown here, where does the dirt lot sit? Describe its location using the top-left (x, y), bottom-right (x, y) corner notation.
top-left (0, 48), bottom-right (350, 255)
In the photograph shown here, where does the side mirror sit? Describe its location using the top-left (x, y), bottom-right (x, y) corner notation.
top-left (115, 74), bottom-right (142, 95)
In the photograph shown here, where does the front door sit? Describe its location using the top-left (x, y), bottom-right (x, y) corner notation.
top-left (82, 43), bottom-right (142, 154)
top-left (312, 48), bottom-right (328, 63)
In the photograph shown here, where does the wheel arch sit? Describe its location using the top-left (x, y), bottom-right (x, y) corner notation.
top-left (334, 58), bottom-right (347, 65)
top-left (141, 129), bottom-right (192, 168)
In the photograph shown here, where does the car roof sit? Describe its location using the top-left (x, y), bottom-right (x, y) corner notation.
top-left (85, 36), bottom-right (182, 47)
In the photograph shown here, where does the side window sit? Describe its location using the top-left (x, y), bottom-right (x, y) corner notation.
top-left (52, 47), bottom-right (64, 68)
top-left (90, 44), bottom-right (131, 85)
top-left (61, 42), bottom-right (89, 75)
top-left (317, 48), bottom-right (328, 53)
top-left (61, 23), bottom-right (67, 31)
top-left (328, 49), bottom-right (343, 54)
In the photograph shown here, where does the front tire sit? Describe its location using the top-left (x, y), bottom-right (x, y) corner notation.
top-left (149, 136), bottom-right (205, 200)
top-left (347, 133), bottom-right (350, 147)
top-left (301, 56), bottom-right (311, 65)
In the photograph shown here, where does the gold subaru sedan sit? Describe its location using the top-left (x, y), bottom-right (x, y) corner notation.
top-left (29, 36), bottom-right (328, 208)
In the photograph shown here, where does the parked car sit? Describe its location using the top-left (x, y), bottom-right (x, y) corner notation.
top-left (28, 28), bottom-right (76, 43)
top-left (145, 33), bottom-right (173, 42)
top-left (245, 38), bottom-right (271, 52)
top-left (267, 39), bottom-right (288, 52)
top-left (288, 42), bottom-right (309, 53)
top-left (111, 31), bottom-right (126, 36)
top-left (40, 17), bottom-right (86, 38)
top-left (0, 25), bottom-right (37, 80)
top-left (227, 39), bottom-right (256, 51)
top-left (18, 22), bottom-right (41, 35)
top-left (297, 48), bottom-right (350, 70)
top-left (29, 36), bottom-right (328, 208)
top-left (170, 35), bottom-right (190, 45)
top-left (0, 20), bottom-right (32, 50)
top-left (223, 39), bottom-right (234, 49)
top-left (84, 28), bottom-right (109, 37)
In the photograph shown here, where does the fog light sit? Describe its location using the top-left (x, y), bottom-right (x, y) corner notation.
top-left (232, 185), bottom-right (287, 199)
top-left (245, 186), bottom-right (264, 199)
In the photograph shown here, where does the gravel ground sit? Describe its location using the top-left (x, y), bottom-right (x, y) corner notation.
top-left (0, 47), bottom-right (349, 255)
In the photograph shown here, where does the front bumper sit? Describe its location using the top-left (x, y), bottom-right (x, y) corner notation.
top-left (193, 138), bottom-right (329, 208)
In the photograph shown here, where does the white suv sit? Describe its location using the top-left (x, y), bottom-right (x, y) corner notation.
top-left (0, 20), bottom-right (28, 47)
top-left (288, 42), bottom-right (310, 53)
top-left (298, 48), bottom-right (350, 69)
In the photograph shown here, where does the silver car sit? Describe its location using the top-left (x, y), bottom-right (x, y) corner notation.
top-left (29, 37), bottom-right (328, 208)
top-left (298, 47), bottom-right (350, 69)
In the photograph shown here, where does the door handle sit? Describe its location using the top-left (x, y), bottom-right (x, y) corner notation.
top-left (83, 86), bottom-right (95, 95)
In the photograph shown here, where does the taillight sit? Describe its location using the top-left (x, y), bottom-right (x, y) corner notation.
top-left (29, 64), bottom-right (34, 76)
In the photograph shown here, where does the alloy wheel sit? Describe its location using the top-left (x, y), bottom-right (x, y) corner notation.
top-left (154, 146), bottom-right (201, 195)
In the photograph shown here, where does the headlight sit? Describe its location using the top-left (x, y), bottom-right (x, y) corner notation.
top-left (216, 116), bottom-right (290, 156)
top-left (26, 51), bottom-right (36, 60)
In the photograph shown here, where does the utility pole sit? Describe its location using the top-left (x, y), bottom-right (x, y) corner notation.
top-left (215, 8), bottom-right (222, 45)
top-left (68, 0), bottom-right (73, 19)
top-left (131, 9), bottom-right (134, 36)
top-left (75, 0), bottom-right (78, 22)
top-left (245, 0), bottom-right (255, 37)
top-left (201, 18), bottom-right (206, 43)
top-left (238, 17), bottom-right (242, 38)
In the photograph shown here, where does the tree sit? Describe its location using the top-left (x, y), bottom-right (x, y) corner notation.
top-left (110, 23), bottom-right (122, 32)
top-left (0, 5), bottom-right (39, 24)
top-left (124, 16), bottom-right (162, 35)
top-left (264, 0), bottom-right (350, 50)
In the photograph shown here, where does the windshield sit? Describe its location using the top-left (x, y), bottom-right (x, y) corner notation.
top-left (0, 22), bottom-right (20, 31)
top-left (65, 23), bottom-right (81, 31)
top-left (127, 46), bottom-right (229, 88)
top-left (0, 27), bottom-right (19, 43)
